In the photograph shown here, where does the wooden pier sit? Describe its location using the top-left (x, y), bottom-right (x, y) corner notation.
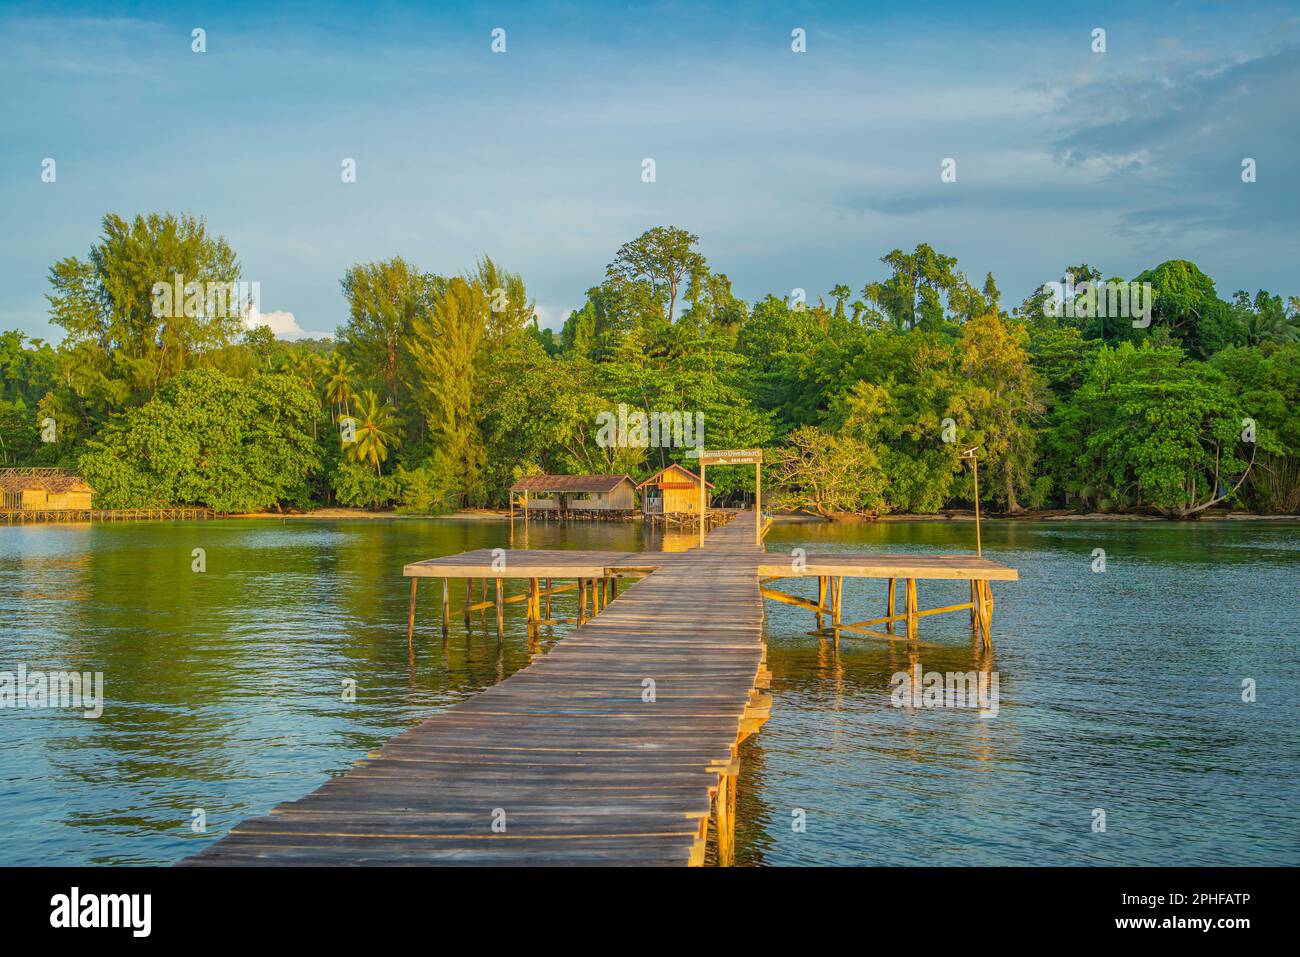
top-left (0, 507), bottom-right (214, 523)
top-left (185, 510), bottom-right (1016, 868)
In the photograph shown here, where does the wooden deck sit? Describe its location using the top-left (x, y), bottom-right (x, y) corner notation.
top-left (758, 553), bottom-right (1019, 581)
top-left (183, 512), bottom-right (772, 867)
top-left (183, 513), bottom-right (1017, 867)
top-left (759, 551), bottom-right (1018, 645)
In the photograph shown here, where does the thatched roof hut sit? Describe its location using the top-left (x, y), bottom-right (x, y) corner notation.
top-left (0, 469), bottom-right (94, 510)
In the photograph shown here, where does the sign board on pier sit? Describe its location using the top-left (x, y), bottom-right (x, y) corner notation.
top-left (698, 449), bottom-right (763, 466)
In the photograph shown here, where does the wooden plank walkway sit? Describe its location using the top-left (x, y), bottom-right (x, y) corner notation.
top-left (184, 512), bottom-right (1018, 867)
top-left (183, 512), bottom-right (771, 867)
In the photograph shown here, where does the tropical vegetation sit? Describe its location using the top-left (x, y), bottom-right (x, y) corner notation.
top-left (3, 212), bottom-right (1298, 517)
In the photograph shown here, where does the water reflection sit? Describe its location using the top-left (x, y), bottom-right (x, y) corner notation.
top-left (2, 517), bottom-right (1298, 866)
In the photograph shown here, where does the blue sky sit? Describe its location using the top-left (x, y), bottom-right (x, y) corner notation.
top-left (2, 0), bottom-right (1298, 341)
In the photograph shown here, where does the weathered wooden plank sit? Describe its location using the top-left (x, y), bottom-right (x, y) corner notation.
top-left (189, 511), bottom-right (769, 868)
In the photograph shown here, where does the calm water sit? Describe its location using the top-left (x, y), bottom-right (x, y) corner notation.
top-left (1, 517), bottom-right (1297, 866)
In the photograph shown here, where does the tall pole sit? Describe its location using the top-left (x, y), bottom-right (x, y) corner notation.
top-left (971, 455), bottom-right (982, 558)
top-left (754, 463), bottom-right (761, 545)
top-left (699, 459), bottom-right (707, 547)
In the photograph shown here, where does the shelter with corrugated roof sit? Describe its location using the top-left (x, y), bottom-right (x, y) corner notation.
top-left (509, 474), bottom-right (637, 513)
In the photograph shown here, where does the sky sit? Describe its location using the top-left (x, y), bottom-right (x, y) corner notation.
top-left (1, 0), bottom-right (1298, 342)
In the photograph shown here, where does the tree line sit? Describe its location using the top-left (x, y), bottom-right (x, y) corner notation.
top-left (2, 212), bottom-right (1298, 518)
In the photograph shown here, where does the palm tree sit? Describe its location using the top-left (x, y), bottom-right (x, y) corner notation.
top-left (324, 354), bottom-right (356, 423)
top-left (1237, 291), bottom-right (1300, 346)
top-left (348, 389), bottom-right (401, 476)
top-left (1242, 306), bottom-right (1298, 346)
top-left (281, 350), bottom-right (325, 437)
top-left (283, 349), bottom-right (323, 389)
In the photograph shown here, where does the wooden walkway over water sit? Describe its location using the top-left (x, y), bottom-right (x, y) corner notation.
top-left (0, 507), bottom-right (215, 523)
top-left (185, 511), bottom-right (1015, 867)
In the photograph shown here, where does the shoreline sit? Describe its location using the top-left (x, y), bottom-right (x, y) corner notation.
top-left (222, 507), bottom-right (1300, 523)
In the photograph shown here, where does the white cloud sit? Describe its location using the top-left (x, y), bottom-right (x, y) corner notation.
top-left (243, 307), bottom-right (329, 340)
top-left (533, 304), bottom-right (573, 331)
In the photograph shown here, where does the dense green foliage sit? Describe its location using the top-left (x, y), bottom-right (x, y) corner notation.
top-left (3, 212), bottom-right (1299, 517)
top-left (78, 369), bottom-right (319, 512)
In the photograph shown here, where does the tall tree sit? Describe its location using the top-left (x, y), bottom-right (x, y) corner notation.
top-left (829, 284), bottom-right (852, 319)
top-left (473, 256), bottom-right (534, 348)
top-left (47, 212), bottom-right (243, 418)
top-left (407, 277), bottom-right (488, 504)
top-left (1133, 260), bottom-right (1243, 358)
top-left (606, 226), bottom-right (706, 325)
top-left (861, 243), bottom-right (970, 330)
top-left (955, 313), bottom-right (1047, 512)
top-left (338, 257), bottom-right (434, 409)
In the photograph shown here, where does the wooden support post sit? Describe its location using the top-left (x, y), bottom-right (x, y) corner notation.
top-left (578, 579), bottom-right (587, 625)
top-left (815, 575), bottom-right (826, 629)
top-left (969, 580), bottom-right (979, 632)
top-left (610, 576), bottom-right (618, 599)
top-left (465, 578), bottom-right (473, 621)
top-left (725, 761), bottom-right (739, 865)
top-left (905, 578), bottom-right (918, 641)
top-left (407, 578), bottom-right (418, 648)
top-left (833, 576), bottom-right (843, 628)
top-left (494, 578), bottom-right (504, 637)
top-left (545, 577), bottom-right (552, 620)
top-left (442, 578), bottom-right (450, 634)
top-left (527, 578), bottom-right (539, 628)
top-left (714, 772), bottom-right (734, 866)
top-left (978, 580), bottom-right (994, 648)
top-left (887, 578), bottom-right (897, 634)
